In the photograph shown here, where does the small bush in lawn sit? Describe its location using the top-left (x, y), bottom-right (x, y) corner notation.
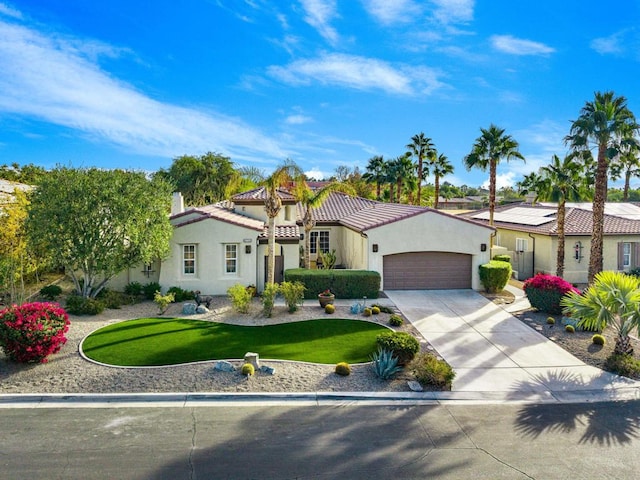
top-left (523, 273), bottom-right (580, 314)
top-left (154, 291), bottom-right (174, 315)
top-left (262, 282), bottom-right (279, 318)
top-left (227, 283), bottom-right (252, 314)
top-left (335, 362), bottom-right (351, 376)
top-left (167, 286), bottom-right (195, 302)
top-left (40, 285), bottom-right (62, 301)
top-left (124, 281), bottom-right (143, 296)
top-left (592, 334), bottom-right (606, 346)
top-left (376, 331), bottom-right (419, 365)
top-left (410, 352), bottom-right (455, 390)
top-left (325, 304), bottom-right (335, 314)
top-left (280, 281), bottom-right (305, 313)
top-left (0, 302), bottom-right (70, 363)
top-left (241, 363), bottom-right (255, 376)
top-left (143, 282), bottom-right (162, 300)
top-left (371, 306), bottom-right (380, 315)
top-left (479, 260), bottom-right (511, 293)
top-left (546, 316), bottom-right (555, 325)
top-left (65, 294), bottom-right (105, 315)
top-left (565, 324), bottom-right (575, 333)
top-left (389, 314), bottom-right (403, 327)
top-left (605, 354), bottom-right (640, 378)
top-left (370, 348), bottom-right (403, 380)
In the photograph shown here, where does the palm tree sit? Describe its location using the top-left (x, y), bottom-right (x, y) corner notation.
top-left (383, 158), bottom-right (398, 202)
top-left (406, 133), bottom-right (435, 205)
top-left (263, 160), bottom-right (303, 285)
top-left (464, 124), bottom-right (524, 227)
top-left (561, 271), bottom-right (640, 356)
top-left (362, 155), bottom-right (386, 200)
top-left (431, 153), bottom-right (454, 209)
top-left (610, 124), bottom-right (640, 201)
top-left (394, 154), bottom-right (414, 203)
top-left (516, 171), bottom-right (544, 202)
top-left (293, 181), bottom-right (355, 269)
top-left (537, 155), bottom-right (591, 277)
top-left (565, 91), bottom-right (639, 283)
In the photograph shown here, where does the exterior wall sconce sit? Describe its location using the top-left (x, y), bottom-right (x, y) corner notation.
top-left (574, 241), bottom-right (583, 262)
top-left (245, 245), bottom-right (252, 254)
top-left (372, 244), bottom-right (379, 252)
top-left (480, 243), bottom-right (487, 252)
top-left (299, 233), bottom-right (304, 240)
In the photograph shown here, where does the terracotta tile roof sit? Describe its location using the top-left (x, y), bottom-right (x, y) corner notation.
top-left (171, 204), bottom-right (264, 231)
top-left (258, 224), bottom-right (300, 239)
top-left (232, 187), bottom-right (297, 203)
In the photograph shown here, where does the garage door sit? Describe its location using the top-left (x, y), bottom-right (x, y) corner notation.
top-left (383, 252), bottom-right (471, 289)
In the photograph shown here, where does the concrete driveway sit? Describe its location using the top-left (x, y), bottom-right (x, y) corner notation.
top-left (384, 289), bottom-right (640, 402)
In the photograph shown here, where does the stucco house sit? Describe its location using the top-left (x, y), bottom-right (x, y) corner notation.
top-left (461, 202), bottom-right (640, 285)
top-left (114, 188), bottom-right (494, 294)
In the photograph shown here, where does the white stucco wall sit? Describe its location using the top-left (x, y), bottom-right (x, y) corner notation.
top-left (108, 259), bottom-right (162, 292)
top-left (366, 212), bottom-right (493, 290)
top-left (336, 227), bottom-right (368, 269)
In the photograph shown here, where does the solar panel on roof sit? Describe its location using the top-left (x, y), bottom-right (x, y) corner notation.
top-left (471, 208), bottom-right (556, 226)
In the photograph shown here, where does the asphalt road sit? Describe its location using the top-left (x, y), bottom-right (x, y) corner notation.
top-left (1, 401), bottom-right (639, 479)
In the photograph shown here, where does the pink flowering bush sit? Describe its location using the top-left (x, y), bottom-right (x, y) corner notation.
top-left (0, 302), bottom-right (70, 363)
top-left (523, 274), bottom-right (580, 314)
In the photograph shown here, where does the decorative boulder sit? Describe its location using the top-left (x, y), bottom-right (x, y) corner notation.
top-left (214, 361), bottom-right (236, 372)
top-left (196, 305), bottom-right (209, 314)
top-left (182, 303), bottom-right (197, 315)
top-left (260, 365), bottom-right (276, 375)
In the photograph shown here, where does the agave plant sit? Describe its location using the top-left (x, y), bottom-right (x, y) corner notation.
top-left (371, 348), bottom-right (403, 380)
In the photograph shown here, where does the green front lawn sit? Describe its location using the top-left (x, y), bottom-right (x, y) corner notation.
top-left (81, 318), bottom-right (388, 366)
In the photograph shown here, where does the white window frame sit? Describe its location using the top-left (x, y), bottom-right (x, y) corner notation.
top-left (623, 242), bottom-right (632, 268)
top-left (225, 244), bottom-right (238, 274)
top-left (516, 238), bottom-right (528, 253)
top-left (310, 231), bottom-right (330, 254)
top-left (183, 244), bottom-right (196, 275)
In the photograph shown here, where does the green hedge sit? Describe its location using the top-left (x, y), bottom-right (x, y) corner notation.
top-left (492, 254), bottom-right (511, 263)
top-left (479, 260), bottom-right (511, 293)
top-left (284, 269), bottom-right (380, 299)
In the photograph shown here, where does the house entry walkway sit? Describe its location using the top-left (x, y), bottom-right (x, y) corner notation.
top-left (384, 289), bottom-right (640, 403)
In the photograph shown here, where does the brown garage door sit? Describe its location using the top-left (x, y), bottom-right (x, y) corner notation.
top-left (383, 252), bottom-right (471, 290)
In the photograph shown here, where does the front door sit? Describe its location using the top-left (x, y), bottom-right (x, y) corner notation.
top-left (264, 255), bottom-right (285, 283)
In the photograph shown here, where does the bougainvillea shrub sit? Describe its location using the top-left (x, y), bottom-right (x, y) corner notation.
top-left (523, 274), bottom-right (580, 314)
top-left (0, 302), bottom-right (70, 363)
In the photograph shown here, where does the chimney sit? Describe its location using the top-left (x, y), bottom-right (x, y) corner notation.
top-left (171, 192), bottom-right (184, 215)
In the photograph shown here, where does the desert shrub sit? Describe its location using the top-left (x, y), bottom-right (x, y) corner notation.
top-left (241, 363), bottom-right (255, 376)
top-left (605, 354), bottom-right (640, 378)
top-left (410, 352), bottom-right (455, 389)
top-left (280, 281), bottom-right (306, 313)
top-left (167, 286), bottom-right (195, 302)
top-left (371, 306), bottom-right (380, 315)
top-left (143, 282), bottom-right (162, 300)
top-left (372, 304), bottom-right (394, 314)
top-left (100, 290), bottom-right (137, 309)
top-left (370, 348), bottom-right (403, 379)
top-left (324, 304), bottom-right (335, 314)
top-left (546, 316), bottom-right (555, 325)
top-left (0, 302), bottom-right (70, 363)
top-left (363, 307), bottom-right (372, 317)
top-left (492, 254), bottom-right (512, 263)
top-left (65, 294), bottom-right (105, 315)
top-left (154, 291), bottom-right (174, 315)
top-left (565, 324), bottom-right (575, 333)
top-left (227, 283), bottom-right (252, 314)
top-left (376, 331), bottom-right (419, 365)
top-left (627, 267), bottom-right (640, 278)
top-left (592, 334), bottom-right (606, 346)
top-left (39, 285), bottom-right (62, 300)
top-left (335, 362), bottom-right (351, 376)
top-left (262, 283), bottom-right (279, 318)
top-left (124, 281), bottom-right (143, 296)
top-left (523, 273), bottom-right (579, 314)
top-left (479, 260), bottom-right (511, 293)
top-left (389, 314), bottom-right (403, 327)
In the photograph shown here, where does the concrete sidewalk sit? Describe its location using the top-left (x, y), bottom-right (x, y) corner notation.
top-left (384, 289), bottom-right (640, 403)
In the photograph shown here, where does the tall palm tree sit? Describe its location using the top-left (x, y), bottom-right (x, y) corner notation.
top-left (537, 155), bottom-right (591, 277)
top-left (516, 171), bottom-right (544, 202)
top-left (406, 133), bottom-right (435, 205)
top-left (431, 153), bottom-right (454, 209)
top-left (394, 154), bottom-right (414, 203)
top-left (383, 158), bottom-right (398, 203)
top-left (362, 155), bottom-right (386, 200)
top-left (464, 124), bottom-right (524, 227)
top-left (292, 181), bottom-right (355, 269)
top-left (565, 91), bottom-right (639, 283)
top-left (610, 124), bottom-right (640, 201)
top-left (263, 160), bottom-right (303, 285)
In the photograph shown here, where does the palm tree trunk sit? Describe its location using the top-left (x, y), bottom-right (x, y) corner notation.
top-left (556, 200), bottom-right (566, 277)
top-left (417, 159), bottom-right (423, 205)
top-left (489, 159), bottom-right (497, 227)
top-left (396, 178), bottom-right (402, 203)
top-left (614, 332), bottom-right (634, 356)
top-left (389, 183), bottom-right (395, 203)
top-left (589, 144), bottom-right (608, 284)
top-left (376, 182), bottom-right (381, 201)
top-left (434, 175), bottom-right (440, 209)
top-left (624, 170), bottom-right (631, 201)
top-left (267, 216), bottom-right (276, 284)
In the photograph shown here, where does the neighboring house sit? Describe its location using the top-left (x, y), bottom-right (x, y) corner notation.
top-left (461, 202), bottom-right (640, 285)
top-left (437, 197), bottom-right (484, 210)
top-left (135, 188), bottom-right (493, 295)
top-left (0, 179), bottom-right (32, 205)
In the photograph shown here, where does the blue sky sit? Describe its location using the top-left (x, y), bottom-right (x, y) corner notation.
top-left (0, 1), bottom-right (639, 189)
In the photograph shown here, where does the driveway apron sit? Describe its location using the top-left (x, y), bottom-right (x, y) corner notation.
top-left (384, 290), bottom-right (639, 398)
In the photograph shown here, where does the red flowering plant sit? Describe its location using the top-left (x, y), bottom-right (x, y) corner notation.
top-left (0, 302), bottom-right (70, 363)
top-left (523, 274), bottom-right (580, 315)
top-left (319, 289), bottom-right (334, 297)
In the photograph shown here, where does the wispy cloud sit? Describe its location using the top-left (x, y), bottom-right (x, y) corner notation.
top-left (491, 35), bottom-right (555, 56)
top-left (591, 29), bottom-right (640, 58)
top-left (431, 0), bottom-right (474, 24)
top-left (299, 0), bottom-right (339, 45)
top-left (285, 114), bottom-right (313, 125)
top-left (361, 0), bottom-right (422, 25)
top-left (0, 2), bottom-right (22, 19)
top-left (267, 52), bottom-right (446, 95)
top-left (0, 17), bottom-right (286, 163)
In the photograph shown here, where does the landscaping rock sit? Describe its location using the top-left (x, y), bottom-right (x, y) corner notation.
top-left (244, 352), bottom-right (260, 370)
top-left (260, 365), bottom-right (275, 375)
top-left (407, 380), bottom-right (423, 392)
top-left (196, 305), bottom-right (209, 314)
top-left (182, 303), bottom-right (196, 315)
top-left (213, 361), bottom-right (235, 372)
